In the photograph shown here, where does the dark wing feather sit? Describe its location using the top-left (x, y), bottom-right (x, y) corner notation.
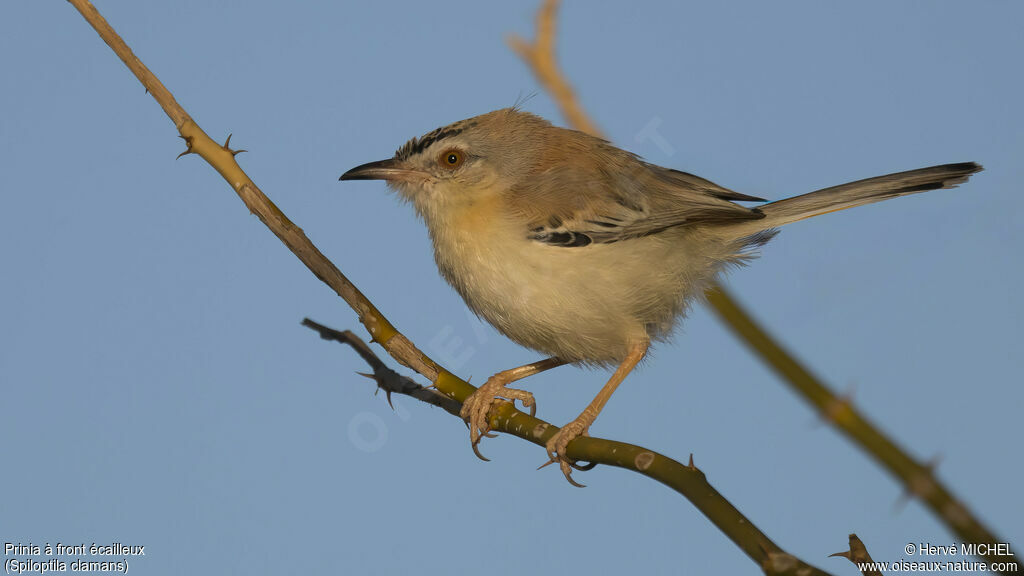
top-left (509, 151), bottom-right (765, 247)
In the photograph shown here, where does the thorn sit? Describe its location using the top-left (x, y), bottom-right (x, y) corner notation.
top-left (176, 135), bottom-right (194, 159)
top-left (829, 550), bottom-right (851, 560)
top-left (355, 371), bottom-right (396, 409)
top-left (688, 453), bottom-right (696, 469)
top-left (222, 133), bottom-right (247, 156)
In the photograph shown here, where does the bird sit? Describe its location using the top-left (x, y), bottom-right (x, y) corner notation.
top-left (339, 107), bottom-right (981, 485)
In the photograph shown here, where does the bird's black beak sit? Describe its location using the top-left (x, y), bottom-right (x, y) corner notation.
top-left (339, 158), bottom-right (422, 182)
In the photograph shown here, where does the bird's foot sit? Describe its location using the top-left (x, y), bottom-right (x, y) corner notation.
top-left (540, 418), bottom-right (591, 487)
top-left (460, 375), bottom-right (536, 460)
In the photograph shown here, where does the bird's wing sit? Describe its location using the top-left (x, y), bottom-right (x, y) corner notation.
top-left (507, 155), bottom-right (766, 247)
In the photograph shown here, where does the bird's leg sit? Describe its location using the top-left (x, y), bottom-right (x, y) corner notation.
top-left (543, 341), bottom-right (648, 486)
top-left (461, 356), bottom-right (567, 459)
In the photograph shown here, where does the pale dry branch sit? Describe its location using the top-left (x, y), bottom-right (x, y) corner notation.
top-left (67, 0), bottom-right (438, 382)
top-left (507, 0), bottom-right (601, 137)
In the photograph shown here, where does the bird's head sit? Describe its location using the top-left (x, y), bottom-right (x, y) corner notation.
top-left (340, 108), bottom-right (555, 220)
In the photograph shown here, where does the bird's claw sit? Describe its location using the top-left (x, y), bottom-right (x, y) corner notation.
top-left (470, 436), bottom-right (491, 462)
top-left (459, 378), bottom-right (537, 459)
top-left (540, 419), bottom-right (591, 487)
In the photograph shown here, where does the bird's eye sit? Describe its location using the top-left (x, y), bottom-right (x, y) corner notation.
top-left (439, 149), bottom-right (464, 170)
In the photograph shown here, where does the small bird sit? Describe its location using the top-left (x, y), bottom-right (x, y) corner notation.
top-left (340, 108), bottom-right (981, 485)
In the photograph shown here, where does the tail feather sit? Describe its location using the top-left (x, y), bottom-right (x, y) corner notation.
top-left (746, 162), bottom-right (982, 232)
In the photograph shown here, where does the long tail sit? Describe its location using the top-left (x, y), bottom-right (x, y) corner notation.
top-left (739, 162), bottom-right (982, 233)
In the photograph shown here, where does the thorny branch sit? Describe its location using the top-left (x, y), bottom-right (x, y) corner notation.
top-left (301, 319), bottom-right (461, 417)
top-left (64, 0), bottom-right (1015, 574)
top-left (304, 321), bottom-right (831, 576)
top-left (66, 2), bottom-right (830, 573)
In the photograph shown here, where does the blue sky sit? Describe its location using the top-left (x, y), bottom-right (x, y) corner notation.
top-left (2, 2), bottom-right (1020, 574)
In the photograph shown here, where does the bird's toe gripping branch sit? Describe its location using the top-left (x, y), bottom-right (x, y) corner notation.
top-left (539, 418), bottom-right (592, 487)
top-left (459, 378), bottom-right (537, 461)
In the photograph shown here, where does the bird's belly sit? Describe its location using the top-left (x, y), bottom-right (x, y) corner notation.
top-left (432, 227), bottom-right (712, 365)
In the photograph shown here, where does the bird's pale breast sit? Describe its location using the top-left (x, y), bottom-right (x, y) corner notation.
top-left (425, 192), bottom-right (736, 365)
